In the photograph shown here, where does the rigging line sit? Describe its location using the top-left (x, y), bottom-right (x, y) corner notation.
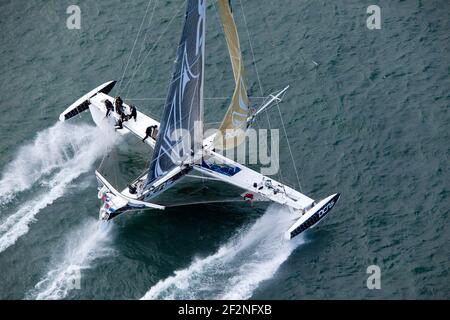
top-left (125, 98), bottom-right (165, 100)
top-left (123, 0), bottom-right (159, 96)
top-left (238, 0), bottom-right (272, 130)
top-left (239, 0), bottom-right (285, 184)
top-left (238, 0), bottom-right (263, 97)
top-left (97, 138), bottom-right (117, 171)
top-left (275, 100), bottom-right (303, 193)
top-left (131, 0), bottom-right (159, 74)
top-left (202, 96), bottom-right (267, 100)
top-left (142, 109), bottom-right (161, 120)
top-left (256, 112), bottom-right (285, 184)
top-left (251, 114), bottom-right (285, 183)
top-left (98, 150), bottom-right (108, 171)
top-left (117, 0), bottom-right (154, 94)
top-left (124, 96), bottom-right (267, 101)
top-left (121, 2), bottom-right (185, 98)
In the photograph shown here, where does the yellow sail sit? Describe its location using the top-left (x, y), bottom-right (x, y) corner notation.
top-left (214, 0), bottom-right (250, 150)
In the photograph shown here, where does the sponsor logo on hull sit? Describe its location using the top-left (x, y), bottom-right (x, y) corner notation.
top-left (288, 193), bottom-right (340, 239)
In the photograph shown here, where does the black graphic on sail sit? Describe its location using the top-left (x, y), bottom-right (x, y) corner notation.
top-left (145, 0), bottom-right (205, 188)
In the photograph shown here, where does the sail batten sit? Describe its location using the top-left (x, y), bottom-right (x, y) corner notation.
top-left (144, 0), bottom-right (206, 190)
top-left (214, 0), bottom-right (250, 150)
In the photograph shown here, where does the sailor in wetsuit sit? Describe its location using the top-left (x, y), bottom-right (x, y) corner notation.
top-left (129, 105), bottom-right (137, 121)
top-left (104, 100), bottom-right (114, 117)
top-left (142, 125), bottom-right (158, 142)
top-left (114, 96), bottom-right (124, 117)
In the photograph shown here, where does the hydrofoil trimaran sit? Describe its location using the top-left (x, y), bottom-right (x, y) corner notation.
top-left (58, 0), bottom-right (340, 240)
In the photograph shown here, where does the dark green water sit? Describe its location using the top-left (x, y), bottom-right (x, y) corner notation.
top-left (0, 0), bottom-right (448, 299)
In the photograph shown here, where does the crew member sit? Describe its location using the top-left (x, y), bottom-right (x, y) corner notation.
top-left (104, 100), bottom-right (114, 117)
top-left (129, 105), bottom-right (137, 121)
top-left (143, 125), bottom-right (158, 142)
top-left (121, 109), bottom-right (129, 122)
top-left (114, 96), bottom-right (124, 116)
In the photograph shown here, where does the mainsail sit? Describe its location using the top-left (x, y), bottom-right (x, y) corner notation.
top-left (213, 0), bottom-right (250, 149)
top-left (145, 0), bottom-right (206, 187)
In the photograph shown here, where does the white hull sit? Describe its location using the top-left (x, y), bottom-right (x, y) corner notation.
top-left (59, 81), bottom-right (116, 121)
top-left (59, 81), bottom-right (340, 239)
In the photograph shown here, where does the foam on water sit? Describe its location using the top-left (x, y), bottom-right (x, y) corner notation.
top-left (0, 122), bottom-right (101, 205)
top-left (141, 205), bottom-right (306, 300)
top-left (0, 122), bottom-right (117, 253)
top-left (27, 220), bottom-right (115, 300)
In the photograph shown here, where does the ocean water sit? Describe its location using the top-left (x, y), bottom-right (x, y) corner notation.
top-left (0, 0), bottom-right (448, 299)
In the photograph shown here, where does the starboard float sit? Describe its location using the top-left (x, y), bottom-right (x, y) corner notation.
top-left (59, 0), bottom-right (340, 240)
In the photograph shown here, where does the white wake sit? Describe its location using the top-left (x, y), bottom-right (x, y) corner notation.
top-left (0, 122), bottom-right (98, 205)
top-left (27, 220), bottom-right (115, 300)
top-left (141, 205), bottom-right (306, 300)
top-left (0, 122), bottom-right (116, 253)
